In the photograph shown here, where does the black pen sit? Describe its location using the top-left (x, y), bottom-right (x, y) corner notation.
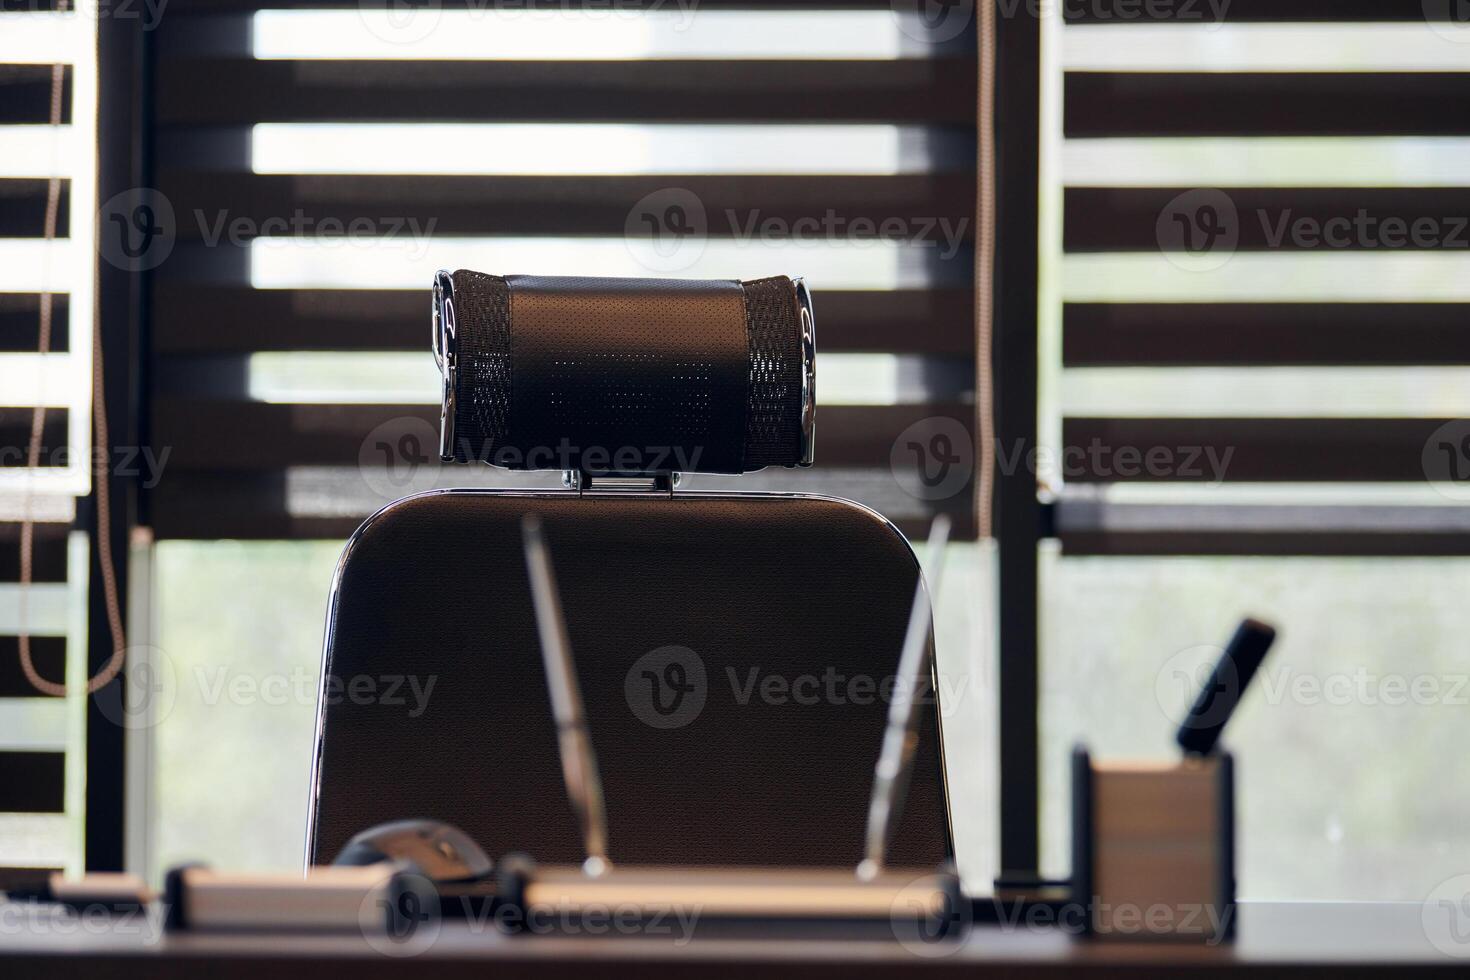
top-left (1176, 618), bottom-right (1277, 757)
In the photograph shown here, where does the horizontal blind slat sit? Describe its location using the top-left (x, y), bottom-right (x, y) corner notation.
top-left (156, 60), bottom-right (976, 125)
top-left (1059, 530), bottom-right (1470, 557)
top-left (0, 638), bottom-right (65, 698)
top-left (1063, 0), bottom-right (1460, 22)
top-left (0, 752), bottom-right (64, 813)
top-left (1063, 303), bottom-right (1470, 367)
top-left (1060, 417), bottom-right (1449, 483)
top-left (0, 179), bottom-right (71, 238)
top-left (0, 65), bottom-right (73, 125)
top-left (155, 172), bottom-right (975, 238)
top-left (1055, 497), bottom-right (1470, 556)
top-left (152, 401), bottom-right (973, 470)
top-left (0, 294), bottom-right (69, 353)
top-left (0, 523), bottom-right (68, 581)
top-left (1066, 73), bottom-right (1470, 138)
top-left (1065, 187), bottom-right (1470, 252)
top-left (153, 286), bottom-right (974, 356)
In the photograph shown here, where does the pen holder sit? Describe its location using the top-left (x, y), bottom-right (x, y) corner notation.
top-left (1071, 746), bottom-right (1235, 942)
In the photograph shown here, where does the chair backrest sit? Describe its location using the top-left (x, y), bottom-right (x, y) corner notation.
top-left (307, 270), bottom-right (952, 868)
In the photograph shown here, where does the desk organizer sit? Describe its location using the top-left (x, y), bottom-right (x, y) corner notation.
top-left (1071, 747), bottom-right (1234, 942)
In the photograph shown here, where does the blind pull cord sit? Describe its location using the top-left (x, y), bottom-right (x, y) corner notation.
top-left (19, 0), bottom-right (128, 697)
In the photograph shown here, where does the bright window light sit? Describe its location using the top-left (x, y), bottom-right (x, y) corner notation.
top-left (0, 353), bottom-right (80, 409)
top-left (1064, 23), bottom-right (1470, 72)
top-left (0, 582), bottom-right (70, 635)
top-left (0, 240), bottom-right (82, 294)
top-left (1072, 483), bottom-right (1470, 508)
top-left (252, 9), bottom-right (912, 61)
top-left (1062, 252), bottom-right (1470, 302)
top-left (0, 126), bottom-right (81, 179)
top-left (0, 493), bottom-right (75, 524)
top-left (247, 351), bottom-right (904, 407)
top-left (1061, 366), bottom-right (1470, 418)
top-left (1063, 137), bottom-right (1470, 188)
top-left (252, 123), bottom-right (913, 177)
top-left (246, 352), bottom-right (437, 405)
top-left (0, 700), bottom-right (69, 752)
top-left (0, 9), bottom-right (95, 502)
top-left (0, 815), bottom-right (73, 869)
top-left (0, 11), bottom-right (91, 64)
top-left (248, 237), bottom-right (931, 291)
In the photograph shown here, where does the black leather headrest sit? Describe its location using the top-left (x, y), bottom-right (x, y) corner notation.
top-left (434, 271), bottom-right (815, 475)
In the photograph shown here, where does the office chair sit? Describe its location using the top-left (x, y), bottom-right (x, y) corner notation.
top-left (305, 271), bottom-right (953, 869)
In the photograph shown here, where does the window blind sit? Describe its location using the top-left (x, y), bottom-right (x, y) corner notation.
top-left (0, 3), bottom-right (98, 880)
top-left (1050, 2), bottom-right (1470, 556)
top-left (145, 0), bottom-right (980, 541)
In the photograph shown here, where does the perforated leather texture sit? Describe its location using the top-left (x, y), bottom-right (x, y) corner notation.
top-left (309, 491), bottom-right (951, 870)
top-left (446, 271), bottom-right (806, 473)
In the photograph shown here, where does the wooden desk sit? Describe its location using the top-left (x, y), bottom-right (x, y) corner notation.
top-left (1, 901), bottom-right (1462, 977)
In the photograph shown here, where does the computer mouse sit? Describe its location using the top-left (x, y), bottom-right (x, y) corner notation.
top-left (332, 819), bottom-right (493, 883)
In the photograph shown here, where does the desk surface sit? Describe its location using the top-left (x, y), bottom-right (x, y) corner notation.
top-left (2, 901), bottom-right (1465, 977)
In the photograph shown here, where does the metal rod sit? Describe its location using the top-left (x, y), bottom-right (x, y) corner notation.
top-left (994, 0), bottom-right (1043, 880)
top-left (858, 513), bottom-right (952, 881)
top-left (521, 513), bottom-right (611, 876)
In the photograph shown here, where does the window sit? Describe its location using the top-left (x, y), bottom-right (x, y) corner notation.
top-left (0, 2), bottom-right (99, 881)
top-left (1038, 5), bottom-right (1470, 898)
top-left (139, 1), bottom-right (987, 882)
top-left (146, 2), bottom-right (976, 541)
top-left (17, 0), bottom-right (1455, 902)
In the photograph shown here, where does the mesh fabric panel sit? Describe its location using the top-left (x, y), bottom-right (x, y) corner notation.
top-left (740, 276), bottom-right (805, 469)
top-left (449, 270), bottom-right (512, 463)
